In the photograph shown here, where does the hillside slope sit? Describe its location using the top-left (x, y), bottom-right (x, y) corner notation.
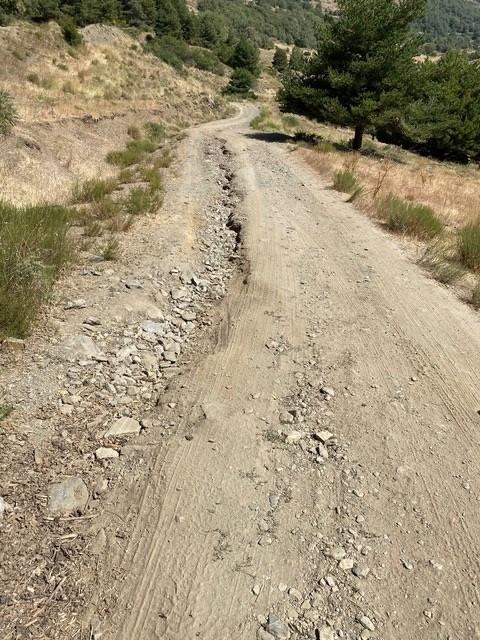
top-left (0, 21), bottom-right (225, 122)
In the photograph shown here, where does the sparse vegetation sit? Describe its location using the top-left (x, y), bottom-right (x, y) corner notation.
top-left (144, 121), bottom-right (166, 143)
top-left (472, 282), bottom-right (480, 308)
top-left (0, 89), bottom-right (17, 135)
top-left (100, 237), bottom-right (120, 261)
top-left (458, 223), bottom-right (480, 271)
top-left (333, 169), bottom-right (361, 195)
top-left (72, 177), bottom-right (118, 203)
top-left (0, 404), bottom-right (13, 421)
top-left (125, 187), bottom-right (159, 216)
top-left (0, 201), bottom-right (73, 338)
top-left (378, 195), bottom-right (443, 239)
top-left (106, 138), bottom-right (157, 167)
top-left (60, 16), bottom-right (82, 47)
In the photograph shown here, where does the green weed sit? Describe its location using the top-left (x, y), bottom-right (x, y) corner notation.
top-left (378, 194), bottom-right (443, 240)
top-left (458, 223), bottom-right (480, 271)
top-left (0, 201), bottom-right (73, 338)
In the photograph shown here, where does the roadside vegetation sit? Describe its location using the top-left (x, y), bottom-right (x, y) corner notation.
top-left (0, 119), bottom-right (173, 339)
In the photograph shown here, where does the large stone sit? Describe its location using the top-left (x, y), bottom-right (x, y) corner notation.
top-left (318, 626), bottom-right (335, 640)
top-left (105, 417), bottom-right (141, 438)
top-left (257, 630), bottom-right (275, 640)
top-left (95, 447), bottom-right (119, 460)
top-left (1, 338), bottom-right (25, 353)
top-left (171, 287), bottom-right (189, 300)
top-left (59, 335), bottom-right (101, 361)
top-left (266, 613), bottom-right (290, 640)
top-left (47, 477), bottom-right (89, 515)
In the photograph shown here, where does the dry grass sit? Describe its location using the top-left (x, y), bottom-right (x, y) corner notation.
top-left (0, 21), bottom-right (228, 122)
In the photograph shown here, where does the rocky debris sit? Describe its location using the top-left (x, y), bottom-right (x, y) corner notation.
top-left (314, 430), bottom-right (334, 443)
top-left (339, 558), bottom-right (354, 571)
top-left (64, 298), bottom-right (87, 310)
top-left (105, 417), bottom-right (141, 438)
top-left (358, 615), bottom-right (375, 632)
top-left (352, 563), bottom-right (370, 578)
top-left (318, 626), bottom-right (335, 640)
top-left (279, 411), bottom-right (294, 425)
top-left (265, 613), bottom-right (291, 640)
top-left (47, 477), bottom-right (89, 515)
top-left (0, 496), bottom-right (6, 518)
top-left (95, 447), bottom-right (119, 460)
top-left (59, 335), bottom-right (101, 361)
top-left (285, 430), bottom-right (306, 444)
top-left (320, 386), bottom-right (335, 398)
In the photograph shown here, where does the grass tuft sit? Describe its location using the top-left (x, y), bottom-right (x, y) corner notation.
top-left (0, 404), bottom-right (13, 421)
top-left (378, 194), bottom-right (443, 240)
top-left (106, 139), bottom-right (157, 168)
top-left (72, 177), bottom-right (117, 203)
top-left (458, 223), bottom-right (480, 271)
top-left (100, 238), bottom-right (120, 261)
top-left (126, 187), bottom-right (159, 215)
top-left (472, 282), bottom-right (480, 309)
top-left (0, 201), bottom-right (73, 338)
top-left (144, 121), bottom-right (166, 142)
top-left (333, 169), bottom-right (361, 194)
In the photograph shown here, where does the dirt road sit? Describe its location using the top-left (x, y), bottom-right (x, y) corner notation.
top-left (84, 106), bottom-right (480, 640)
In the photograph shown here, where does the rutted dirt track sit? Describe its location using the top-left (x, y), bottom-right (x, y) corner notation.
top-left (89, 106), bottom-right (480, 640)
top-left (3, 105), bottom-right (480, 640)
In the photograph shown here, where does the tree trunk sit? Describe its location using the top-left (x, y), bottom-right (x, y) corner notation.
top-left (352, 125), bottom-right (363, 151)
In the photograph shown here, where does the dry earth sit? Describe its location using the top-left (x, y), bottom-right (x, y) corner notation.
top-left (1, 105), bottom-right (480, 640)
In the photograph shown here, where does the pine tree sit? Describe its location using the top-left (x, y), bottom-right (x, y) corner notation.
top-left (279, 0), bottom-right (425, 150)
top-left (272, 46), bottom-right (288, 72)
top-left (229, 38), bottom-right (260, 76)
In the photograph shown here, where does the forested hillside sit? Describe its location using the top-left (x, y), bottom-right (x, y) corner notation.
top-left (1, 0), bottom-right (480, 57)
top-left (418, 0), bottom-right (480, 51)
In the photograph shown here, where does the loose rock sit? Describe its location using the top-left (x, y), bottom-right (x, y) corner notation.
top-left (105, 417), bottom-right (141, 437)
top-left (95, 447), bottom-right (119, 460)
top-left (266, 613), bottom-right (291, 640)
top-left (47, 477), bottom-right (89, 515)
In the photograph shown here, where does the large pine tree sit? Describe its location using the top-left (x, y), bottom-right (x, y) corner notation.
top-left (279, 0), bottom-right (425, 149)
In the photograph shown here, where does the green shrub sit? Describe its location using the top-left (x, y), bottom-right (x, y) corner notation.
top-left (0, 89), bottom-right (17, 135)
top-left (127, 125), bottom-right (141, 139)
top-left (106, 138), bottom-right (157, 167)
top-left (378, 194), bottom-right (443, 239)
top-left (333, 169), bottom-right (360, 194)
top-left (0, 404), bottom-right (13, 421)
top-left (141, 166), bottom-right (163, 192)
top-left (472, 282), bottom-right (480, 308)
top-left (224, 68), bottom-right (255, 96)
top-left (190, 47), bottom-right (224, 75)
top-left (458, 223), bottom-right (480, 271)
top-left (60, 17), bottom-right (82, 47)
top-left (126, 187), bottom-right (158, 215)
top-left (144, 121), bottom-right (166, 142)
top-left (0, 201), bottom-right (73, 338)
top-left (72, 177), bottom-right (117, 203)
top-left (100, 238), bottom-right (120, 261)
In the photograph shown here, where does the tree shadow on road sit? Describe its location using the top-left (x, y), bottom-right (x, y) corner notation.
top-left (244, 131), bottom-right (293, 144)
